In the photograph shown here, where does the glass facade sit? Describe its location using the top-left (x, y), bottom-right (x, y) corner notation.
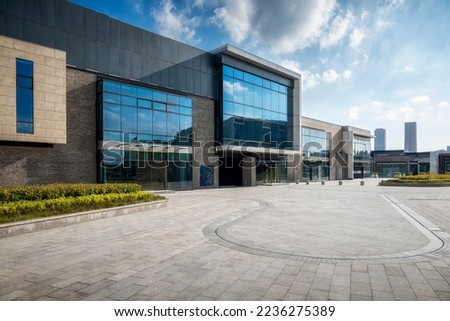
top-left (16, 58), bottom-right (34, 134)
top-left (376, 163), bottom-right (407, 178)
top-left (221, 65), bottom-right (290, 148)
top-left (301, 127), bottom-right (331, 180)
top-left (98, 79), bottom-right (193, 190)
top-left (353, 135), bottom-right (371, 178)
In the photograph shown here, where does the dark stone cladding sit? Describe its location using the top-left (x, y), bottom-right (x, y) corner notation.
top-left (0, 68), bottom-right (97, 186)
top-left (191, 95), bottom-right (217, 188)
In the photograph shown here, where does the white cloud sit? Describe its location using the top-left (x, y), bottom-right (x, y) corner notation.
top-left (320, 10), bottom-right (354, 49)
top-left (212, 0), bottom-right (252, 43)
top-left (343, 69), bottom-right (352, 79)
top-left (411, 95), bottom-right (431, 104)
top-left (152, 0), bottom-right (200, 43)
top-left (371, 101), bottom-right (385, 109)
top-left (213, 0), bottom-right (337, 54)
top-left (349, 28), bottom-right (365, 48)
top-left (126, 0), bottom-right (143, 15)
top-left (438, 101), bottom-right (449, 108)
top-left (347, 106), bottom-right (361, 119)
top-left (399, 105), bottom-right (415, 118)
top-left (404, 64), bottom-right (415, 73)
top-left (386, 110), bottom-right (397, 120)
top-left (322, 69), bottom-right (339, 83)
top-left (280, 59), bottom-right (321, 91)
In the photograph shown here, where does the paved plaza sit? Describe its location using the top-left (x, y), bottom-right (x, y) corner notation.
top-left (1, 180), bottom-right (450, 301)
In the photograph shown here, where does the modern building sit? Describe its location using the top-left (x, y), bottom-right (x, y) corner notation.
top-left (404, 122), bottom-right (417, 152)
top-left (374, 128), bottom-right (386, 151)
top-left (0, 0), bottom-right (370, 189)
top-left (0, 0), bottom-right (302, 189)
top-left (430, 151), bottom-right (450, 174)
top-left (301, 117), bottom-right (372, 180)
top-left (372, 150), bottom-right (430, 177)
top-left (447, 146), bottom-right (450, 152)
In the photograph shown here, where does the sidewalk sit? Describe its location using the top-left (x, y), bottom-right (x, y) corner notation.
top-left (1, 180), bottom-right (450, 300)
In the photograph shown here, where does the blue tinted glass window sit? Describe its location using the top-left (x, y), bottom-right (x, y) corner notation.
top-left (244, 106), bottom-right (253, 118)
top-left (122, 106), bottom-right (137, 132)
top-left (262, 79), bottom-right (271, 88)
top-left (138, 99), bottom-right (151, 108)
top-left (167, 94), bottom-right (179, 105)
top-left (16, 59), bottom-right (33, 77)
top-left (167, 113), bottom-right (179, 137)
top-left (104, 81), bottom-right (121, 93)
top-left (223, 65), bottom-right (233, 77)
top-left (180, 96), bottom-right (191, 107)
top-left (244, 72), bottom-right (253, 83)
top-left (103, 103), bottom-right (121, 130)
top-left (223, 101), bottom-right (233, 114)
top-left (137, 108), bottom-right (152, 134)
top-left (121, 84), bottom-right (137, 97)
top-left (254, 86), bottom-right (263, 108)
top-left (17, 76), bottom-right (32, 88)
top-left (262, 88), bottom-right (271, 109)
top-left (244, 83), bottom-right (254, 106)
top-left (179, 115), bottom-right (192, 133)
top-left (223, 77), bottom-right (234, 101)
top-left (254, 76), bottom-right (263, 86)
top-left (167, 105), bottom-right (179, 113)
top-left (234, 103), bottom-right (244, 117)
top-left (137, 87), bottom-right (152, 99)
top-left (153, 91), bottom-right (167, 102)
top-left (234, 69), bottom-right (244, 80)
top-left (103, 131), bottom-right (122, 141)
top-left (180, 107), bottom-right (192, 116)
top-left (104, 92), bottom-right (121, 104)
top-left (254, 108), bottom-right (263, 119)
top-left (16, 59), bottom-right (34, 134)
top-left (153, 102), bottom-right (166, 111)
top-left (233, 81), bottom-right (244, 103)
top-left (153, 111), bottom-right (166, 135)
top-left (99, 79), bottom-right (192, 150)
top-left (122, 95), bottom-right (137, 106)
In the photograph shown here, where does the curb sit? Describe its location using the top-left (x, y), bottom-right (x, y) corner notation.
top-left (0, 200), bottom-right (168, 238)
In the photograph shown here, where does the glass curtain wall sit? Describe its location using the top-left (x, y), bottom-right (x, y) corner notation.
top-left (353, 135), bottom-right (372, 178)
top-left (301, 127), bottom-right (330, 181)
top-left (221, 65), bottom-right (290, 149)
top-left (98, 79), bottom-right (193, 190)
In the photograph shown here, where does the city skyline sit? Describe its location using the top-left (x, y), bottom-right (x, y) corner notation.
top-left (404, 121), bottom-right (418, 153)
top-left (374, 128), bottom-right (386, 151)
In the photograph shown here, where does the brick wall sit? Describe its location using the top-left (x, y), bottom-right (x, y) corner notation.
top-left (0, 69), bottom-right (97, 185)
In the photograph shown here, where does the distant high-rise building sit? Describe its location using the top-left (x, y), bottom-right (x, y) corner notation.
top-left (404, 122), bottom-right (417, 152)
top-left (374, 128), bottom-right (386, 150)
top-left (447, 146), bottom-right (450, 152)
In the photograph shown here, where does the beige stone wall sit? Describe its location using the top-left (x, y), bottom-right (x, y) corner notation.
top-left (0, 35), bottom-right (67, 144)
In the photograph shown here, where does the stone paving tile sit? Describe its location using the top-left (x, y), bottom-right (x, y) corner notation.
top-left (329, 285), bottom-right (351, 300)
top-left (372, 290), bottom-right (395, 300)
top-left (264, 284), bottom-right (289, 300)
top-left (1, 182), bottom-right (450, 301)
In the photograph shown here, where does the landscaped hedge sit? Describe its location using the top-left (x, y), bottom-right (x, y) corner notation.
top-left (0, 183), bottom-right (142, 203)
top-left (0, 192), bottom-right (165, 224)
top-left (380, 174), bottom-right (450, 186)
top-left (387, 174), bottom-right (450, 183)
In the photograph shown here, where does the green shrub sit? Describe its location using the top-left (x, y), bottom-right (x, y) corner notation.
top-left (384, 174), bottom-right (450, 184)
top-left (0, 183), bottom-right (142, 203)
top-left (0, 192), bottom-right (165, 224)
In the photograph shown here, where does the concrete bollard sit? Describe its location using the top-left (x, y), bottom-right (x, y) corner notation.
top-left (360, 181), bottom-right (365, 186)
top-left (339, 181), bottom-right (343, 185)
top-left (296, 179), bottom-right (299, 184)
top-left (306, 180), bottom-right (310, 185)
top-left (321, 180), bottom-right (325, 185)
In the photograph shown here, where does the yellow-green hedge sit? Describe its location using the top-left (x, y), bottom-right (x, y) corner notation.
top-left (0, 192), bottom-right (164, 224)
top-left (389, 174), bottom-right (450, 183)
top-left (0, 183), bottom-right (142, 203)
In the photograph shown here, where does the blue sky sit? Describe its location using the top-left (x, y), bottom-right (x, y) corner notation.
top-left (70, 0), bottom-right (450, 151)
